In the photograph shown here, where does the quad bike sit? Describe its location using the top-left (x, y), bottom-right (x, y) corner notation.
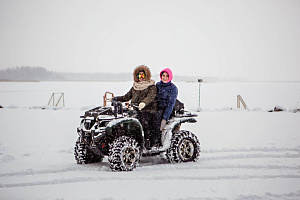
top-left (74, 100), bottom-right (201, 171)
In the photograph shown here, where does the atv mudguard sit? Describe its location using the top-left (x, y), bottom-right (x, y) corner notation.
top-left (161, 117), bottom-right (197, 151)
top-left (105, 118), bottom-right (144, 146)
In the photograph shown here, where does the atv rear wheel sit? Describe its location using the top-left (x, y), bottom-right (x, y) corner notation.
top-left (74, 138), bottom-right (103, 164)
top-left (166, 130), bottom-right (200, 163)
top-left (108, 136), bottom-right (141, 171)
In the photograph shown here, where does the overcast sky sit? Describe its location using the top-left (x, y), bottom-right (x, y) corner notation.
top-left (1, 0), bottom-right (300, 81)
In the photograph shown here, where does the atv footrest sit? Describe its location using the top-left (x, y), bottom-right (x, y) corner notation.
top-left (142, 148), bottom-right (164, 157)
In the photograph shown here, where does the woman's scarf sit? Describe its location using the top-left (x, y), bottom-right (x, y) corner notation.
top-left (133, 79), bottom-right (155, 91)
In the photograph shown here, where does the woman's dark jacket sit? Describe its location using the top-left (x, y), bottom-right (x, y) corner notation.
top-left (115, 85), bottom-right (157, 114)
top-left (156, 81), bottom-right (178, 120)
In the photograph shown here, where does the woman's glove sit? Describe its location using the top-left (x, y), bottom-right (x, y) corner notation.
top-left (160, 119), bottom-right (167, 131)
top-left (138, 102), bottom-right (145, 110)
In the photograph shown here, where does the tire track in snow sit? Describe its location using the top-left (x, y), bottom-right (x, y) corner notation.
top-left (0, 165), bottom-right (110, 177)
top-left (1, 162), bottom-right (298, 178)
top-left (236, 191), bottom-right (300, 200)
top-left (1, 147), bottom-right (299, 189)
top-left (1, 174), bottom-right (300, 188)
top-left (1, 149), bottom-right (299, 177)
top-left (205, 146), bottom-right (300, 153)
top-left (201, 152), bottom-right (300, 161)
top-left (200, 147), bottom-right (300, 161)
top-left (138, 162), bottom-right (300, 171)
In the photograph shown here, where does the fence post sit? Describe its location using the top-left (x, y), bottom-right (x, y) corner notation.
top-left (237, 95), bottom-right (248, 109)
top-left (48, 93), bottom-right (65, 107)
top-left (198, 79), bottom-right (202, 111)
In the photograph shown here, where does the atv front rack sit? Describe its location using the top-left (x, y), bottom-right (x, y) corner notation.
top-left (81, 106), bottom-right (114, 118)
top-left (81, 101), bottom-right (131, 119)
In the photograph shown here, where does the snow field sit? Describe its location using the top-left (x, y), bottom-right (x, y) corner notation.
top-left (0, 81), bottom-right (300, 199)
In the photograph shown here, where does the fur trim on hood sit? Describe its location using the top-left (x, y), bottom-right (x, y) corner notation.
top-left (160, 68), bottom-right (173, 83)
top-left (133, 65), bottom-right (151, 82)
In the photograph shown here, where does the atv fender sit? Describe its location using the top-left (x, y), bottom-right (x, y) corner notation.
top-left (106, 118), bottom-right (144, 146)
top-left (161, 117), bottom-right (197, 151)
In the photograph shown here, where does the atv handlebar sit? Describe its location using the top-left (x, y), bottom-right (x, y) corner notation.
top-left (111, 100), bottom-right (123, 117)
top-left (130, 103), bottom-right (139, 109)
top-left (111, 100), bottom-right (139, 118)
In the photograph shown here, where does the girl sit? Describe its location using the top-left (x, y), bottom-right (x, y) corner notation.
top-left (156, 68), bottom-right (178, 139)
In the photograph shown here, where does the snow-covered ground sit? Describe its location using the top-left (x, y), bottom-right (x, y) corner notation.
top-left (0, 81), bottom-right (300, 200)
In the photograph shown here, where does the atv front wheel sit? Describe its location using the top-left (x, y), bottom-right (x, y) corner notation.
top-left (108, 136), bottom-right (141, 171)
top-left (166, 130), bottom-right (200, 163)
top-left (74, 138), bottom-right (103, 164)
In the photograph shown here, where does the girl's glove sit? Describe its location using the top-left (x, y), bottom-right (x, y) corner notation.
top-left (160, 119), bottom-right (167, 131)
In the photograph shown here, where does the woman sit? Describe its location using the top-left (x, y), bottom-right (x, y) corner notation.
top-left (156, 68), bottom-right (178, 133)
top-left (113, 65), bottom-right (157, 150)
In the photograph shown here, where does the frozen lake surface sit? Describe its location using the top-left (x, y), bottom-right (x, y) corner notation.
top-left (0, 81), bottom-right (300, 200)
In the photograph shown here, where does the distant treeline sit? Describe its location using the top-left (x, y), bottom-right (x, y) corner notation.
top-left (0, 67), bottom-right (138, 81)
top-left (0, 66), bottom-right (63, 81)
top-left (0, 66), bottom-right (222, 82)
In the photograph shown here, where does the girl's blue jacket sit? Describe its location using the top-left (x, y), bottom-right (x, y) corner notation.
top-left (156, 81), bottom-right (178, 120)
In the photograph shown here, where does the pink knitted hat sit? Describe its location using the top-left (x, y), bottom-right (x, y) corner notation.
top-left (160, 68), bottom-right (173, 83)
